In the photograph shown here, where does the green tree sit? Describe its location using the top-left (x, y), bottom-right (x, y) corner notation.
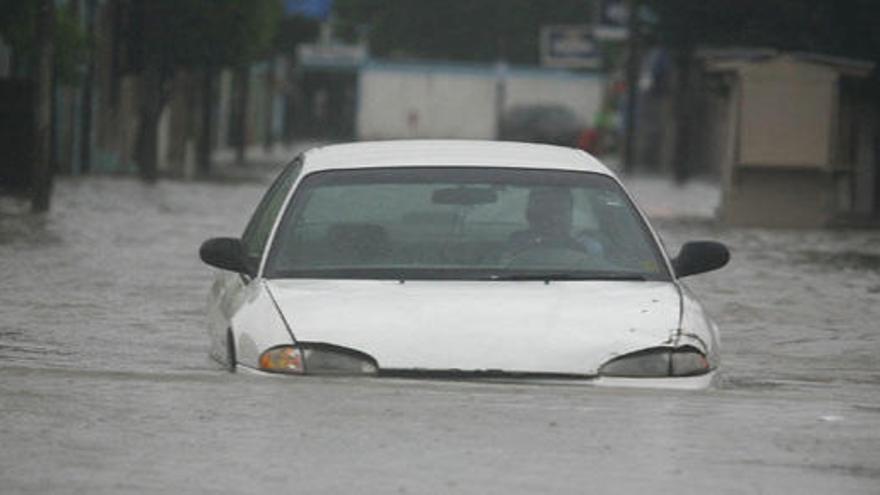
top-left (645, 0), bottom-right (880, 62)
top-left (0, 0), bottom-right (88, 212)
top-left (126, 0), bottom-right (282, 181)
top-left (0, 0), bottom-right (87, 83)
top-left (333, 0), bottom-right (594, 64)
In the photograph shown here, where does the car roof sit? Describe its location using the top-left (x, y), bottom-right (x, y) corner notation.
top-left (300, 140), bottom-right (613, 176)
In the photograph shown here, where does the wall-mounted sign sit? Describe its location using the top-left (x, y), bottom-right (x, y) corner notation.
top-left (594, 0), bottom-right (629, 41)
top-left (539, 25), bottom-right (601, 69)
top-left (297, 42), bottom-right (368, 68)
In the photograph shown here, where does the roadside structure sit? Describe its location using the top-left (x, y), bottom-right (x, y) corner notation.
top-left (634, 49), bottom-right (879, 228)
top-left (698, 51), bottom-right (877, 227)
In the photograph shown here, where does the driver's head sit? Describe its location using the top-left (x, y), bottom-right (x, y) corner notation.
top-left (526, 187), bottom-right (573, 235)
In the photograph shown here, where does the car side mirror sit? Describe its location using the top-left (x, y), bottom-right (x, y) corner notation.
top-left (199, 237), bottom-right (249, 274)
top-left (672, 241), bottom-right (730, 278)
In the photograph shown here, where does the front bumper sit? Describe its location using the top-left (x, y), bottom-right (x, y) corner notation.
top-left (234, 364), bottom-right (718, 390)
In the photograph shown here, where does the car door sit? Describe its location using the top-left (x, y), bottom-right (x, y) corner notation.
top-left (207, 158), bottom-right (303, 362)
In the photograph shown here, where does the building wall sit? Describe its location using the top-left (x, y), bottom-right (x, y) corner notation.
top-left (357, 65), bottom-right (497, 140)
top-left (721, 168), bottom-right (836, 227)
top-left (356, 61), bottom-right (603, 141)
top-left (504, 73), bottom-right (603, 126)
top-left (737, 60), bottom-right (837, 168)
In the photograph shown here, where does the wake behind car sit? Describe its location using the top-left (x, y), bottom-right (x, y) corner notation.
top-left (199, 140), bottom-right (729, 389)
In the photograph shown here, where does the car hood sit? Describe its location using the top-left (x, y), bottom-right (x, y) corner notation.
top-left (265, 279), bottom-right (681, 375)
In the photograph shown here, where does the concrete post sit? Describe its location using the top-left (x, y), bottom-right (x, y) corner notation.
top-left (32, 0), bottom-right (55, 212)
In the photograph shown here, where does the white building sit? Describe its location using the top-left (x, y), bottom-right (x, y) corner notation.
top-left (293, 56), bottom-right (605, 143)
top-left (356, 60), bottom-right (604, 141)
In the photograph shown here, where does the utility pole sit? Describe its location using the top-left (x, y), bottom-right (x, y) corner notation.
top-left (494, 60), bottom-right (508, 140)
top-left (32, 0), bottom-right (55, 212)
top-left (672, 47), bottom-right (693, 184)
top-left (79, 0), bottom-right (97, 173)
top-left (621, 0), bottom-right (641, 174)
top-left (197, 66), bottom-right (215, 176)
top-left (234, 65), bottom-right (250, 166)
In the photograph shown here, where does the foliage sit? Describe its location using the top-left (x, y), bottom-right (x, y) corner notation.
top-left (274, 15), bottom-right (322, 56)
top-left (333, 0), bottom-right (594, 64)
top-left (0, 0), bottom-right (88, 84)
top-left (127, 0), bottom-right (284, 74)
top-left (124, 0), bottom-right (284, 179)
top-left (54, 7), bottom-right (89, 84)
top-left (0, 0), bottom-right (38, 54)
top-left (644, 0), bottom-right (880, 62)
top-left (330, 0), bottom-right (880, 66)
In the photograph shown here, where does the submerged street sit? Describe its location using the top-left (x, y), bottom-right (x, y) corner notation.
top-left (1, 159), bottom-right (879, 494)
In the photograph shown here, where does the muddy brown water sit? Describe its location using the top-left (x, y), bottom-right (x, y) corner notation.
top-left (1, 171), bottom-right (879, 494)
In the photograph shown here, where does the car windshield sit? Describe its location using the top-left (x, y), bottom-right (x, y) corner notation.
top-left (264, 167), bottom-right (669, 281)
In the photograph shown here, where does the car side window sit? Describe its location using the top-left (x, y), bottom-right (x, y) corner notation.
top-left (241, 158), bottom-right (303, 271)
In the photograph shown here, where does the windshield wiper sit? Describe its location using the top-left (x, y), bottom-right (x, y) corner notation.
top-left (490, 272), bottom-right (646, 282)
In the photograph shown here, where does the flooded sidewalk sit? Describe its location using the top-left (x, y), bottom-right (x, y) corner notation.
top-left (1, 157), bottom-right (879, 494)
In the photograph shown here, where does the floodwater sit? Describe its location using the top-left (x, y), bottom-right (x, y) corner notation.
top-left (1, 161), bottom-right (879, 494)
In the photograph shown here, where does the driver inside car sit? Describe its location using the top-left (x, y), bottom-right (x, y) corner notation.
top-left (507, 187), bottom-right (584, 252)
top-left (504, 187), bottom-right (606, 262)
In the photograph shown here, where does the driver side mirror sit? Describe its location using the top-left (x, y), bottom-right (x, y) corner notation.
top-left (199, 237), bottom-right (250, 274)
top-left (672, 241), bottom-right (730, 278)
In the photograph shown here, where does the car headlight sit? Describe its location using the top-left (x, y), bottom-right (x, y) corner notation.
top-left (302, 344), bottom-right (378, 375)
top-left (259, 344), bottom-right (378, 375)
top-left (599, 346), bottom-right (710, 377)
top-left (259, 346), bottom-right (305, 374)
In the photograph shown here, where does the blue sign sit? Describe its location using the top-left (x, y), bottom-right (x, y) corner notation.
top-left (284, 0), bottom-right (333, 20)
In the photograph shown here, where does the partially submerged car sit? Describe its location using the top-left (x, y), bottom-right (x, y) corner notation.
top-left (199, 140), bottom-right (729, 389)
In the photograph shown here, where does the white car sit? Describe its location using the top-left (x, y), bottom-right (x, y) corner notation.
top-left (200, 141), bottom-right (729, 389)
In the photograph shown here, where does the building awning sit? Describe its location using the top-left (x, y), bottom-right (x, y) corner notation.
top-left (698, 48), bottom-right (875, 78)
